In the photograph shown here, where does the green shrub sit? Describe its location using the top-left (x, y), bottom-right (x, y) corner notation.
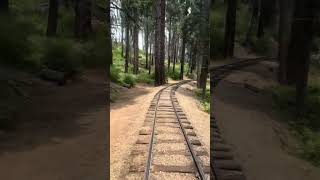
top-left (81, 39), bottom-right (109, 67)
top-left (298, 128), bottom-right (320, 166)
top-left (195, 88), bottom-right (210, 113)
top-left (42, 38), bottom-right (82, 76)
top-left (168, 70), bottom-right (180, 80)
top-left (271, 85), bottom-right (320, 166)
top-left (136, 72), bottom-right (154, 84)
top-left (248, 36), bottom-right (274, 56)
top-left (0, 15), bottom-right (35, 68)
top-left (110, 65), bottom-right (121, 83)
top-left (122, 74), bottom-right (136, 87)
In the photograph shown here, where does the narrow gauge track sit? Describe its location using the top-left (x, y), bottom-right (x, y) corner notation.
top-left (126, 80), bottom-right (210, 180)
top-left (211, 56), bottom-right (276, 88)
top-left (210, 57), bottom-right (276, 180)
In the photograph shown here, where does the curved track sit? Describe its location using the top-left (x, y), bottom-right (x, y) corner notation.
top-left (210, 57), bottom-right (275, 180)
top-left (126, 81), bottom-right (210, 180)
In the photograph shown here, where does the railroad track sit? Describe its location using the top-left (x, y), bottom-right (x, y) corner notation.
top-left (126, 80), bottom-right (210, 180)
top-left (210, 56), bottom-right (276, 88)
top-left (210, 57), bottom-right (276, 180)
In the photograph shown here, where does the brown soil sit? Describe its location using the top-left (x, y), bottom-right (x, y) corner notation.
top-left (0, 69), bottom-right (107, 180)
top-left (214, 63), bottom-right (320, 180)
top-left (110, 84), bottom-right (164, 179)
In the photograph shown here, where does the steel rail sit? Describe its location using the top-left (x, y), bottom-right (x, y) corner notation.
top-left (170, 80), bottom-right (207, 180)
top-left (143, 80), bottom-right (191, 180)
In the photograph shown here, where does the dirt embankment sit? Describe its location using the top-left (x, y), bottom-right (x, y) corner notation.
top-left (0, 69), bottom-right (107, 180)
top-left (214, 62), bottom-right (320, 180)
top-left (110, 84), bottom-right (164, 179)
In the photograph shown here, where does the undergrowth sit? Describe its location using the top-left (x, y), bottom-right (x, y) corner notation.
top-left (271, 84), bottom-right (320, 166)
top-left (111, 44), bottom-right (155, 86)
top-left (195, 81), bottom-right (210, 113)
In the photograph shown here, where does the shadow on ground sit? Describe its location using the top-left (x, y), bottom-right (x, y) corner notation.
top-left (0, 69), bottom-right (107, 156)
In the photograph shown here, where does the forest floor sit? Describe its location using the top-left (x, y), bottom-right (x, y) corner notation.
top-left (110, 80), bottom-right (210, 179)
top-left (0, 68), bottom-right (107, 180)
top-left (213, 58), bottom-right (320, 180)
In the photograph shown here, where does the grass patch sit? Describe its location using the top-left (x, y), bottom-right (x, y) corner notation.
top-left (111, 44), bottom-right (156, 86)
top-left (136, 72), bottom-right (154, 85)
top-left (122, 74), bottom-right (136, 87)
top-left (271, 84), bottom-right (320, 166)
top-left (195, 82), bottom-right (210, 113)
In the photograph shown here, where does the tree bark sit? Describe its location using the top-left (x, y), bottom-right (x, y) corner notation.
top-left (257, 0), bottom-right (276, 38)
top-left (133, 22), bottom-right (139, 74)
top-left (190, 41), bottom-right (197, 74)
top-left (224, 0), bottom-right (237, 58)
top-left (173, 37), bottom-right (178, 73)
top-left (145, 26), bottom-right (149, 69)
top-left (125, 20), bottom-right (130, 73)
top-left (198, 0), bottom-right (210, 92)
top-left (47, 0), bottom-right (59, 36)
top-left (154, 0), bottom-right (166, 86)
top-left (257, 0), bottom-right (264, 37)
top-left (278, 0), bottom-right (293, 84)
top-left (180, 36), bottom-right (186, 80)
top-left (245, 0), bottom-right (259, 44)
top-left (106, 0), bottom-right (112, 66)
top-left (167, 18), bottom-right (172, 72)
top-left (288, 0), bottom-right (316, 114)
top-left (149, 38), bottom-right (152, 74)
top-left (121, 25), bottom-right (124, 57)
top-left (74, 0), bottom-right (92, 39)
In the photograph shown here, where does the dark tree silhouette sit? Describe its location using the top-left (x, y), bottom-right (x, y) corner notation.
top-left (0, 0), bottom-right (8, 12)
top-left (278, 0), bottom-right (293, 84)
top-left (74, 0), bottom-right (92, 39)
top-left (287, 0), bottom-right (317, 114)
top-left (198, 0), bottom-right (210, 91)
top-left (47, 0), bottom-right (59, 36)
top-left (224, 0), bottom-right (237, 58)
top-left (154, 0), bottom-right (166, 85)
top-left (133, 21), bottom-right (139, 74)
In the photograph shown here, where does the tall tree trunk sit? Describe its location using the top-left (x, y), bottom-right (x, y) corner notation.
top-left (278, 0), bottom-right (293, 84)
top-left (198, 0), bottom-right (210, 92)
top-left (224, 0), bottom-right (237, 58)
top-left (106, 0), bottom-right (112, 66)
top-left (149, 38), bottom-right (152, 74)
top-left (172, 37), bottom-right (177, 73)
top-left (190, 41), bottom-right (197, 74)
top-left (257, 0), bottom-right (265, 37)
top-left (180, 36), bottom-right (186, 80)
top-left (47, 0), bottom-right (59, 36)
top-left (171, 28), bottom-right (176, 72)
top-left (288, 0), bottom-right (316, 114)
top-left (0, 0), bottom-right (9, 12)
top-left (105, 0), bottom-right (111, 160)
top-left (245, 0), bottom-right (259, 44)
top-left (125, 20), bottom-right (130, 73)
top-left (133, 22), bottom-right (139, 74)
top-left (154, 0), bottom-right (166, 86)
top-left (257, 0), bottom-right (276, 38)
top-left (74, 0), bottom-right (92, 39)
top-left (167, 18), bottom-right (172, 72)
top-left (121, 24), bottom-right (124, 57)
top-left (145, 27), bottom-right (149, 69)
top-left (179, 6), bottom-right (189, 80)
